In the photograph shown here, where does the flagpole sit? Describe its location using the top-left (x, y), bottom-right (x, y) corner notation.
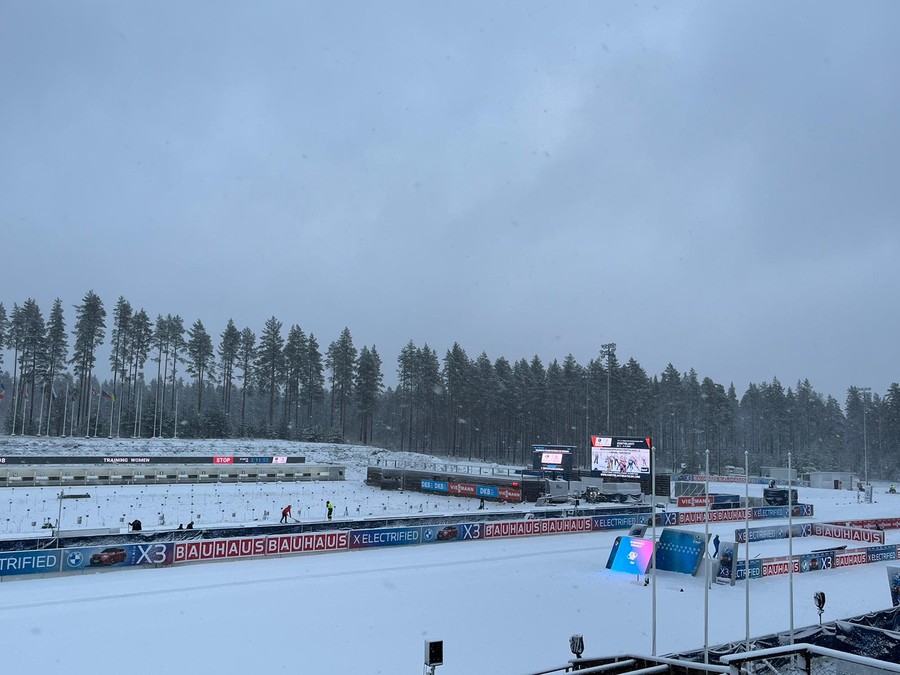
top-left (84, 382), bottom-right (91, 437)
top-left (788, 451), bottom-right (794, 645)
top-left (651, 444), bottom-right (657, 656)
top-left (93, 388), bottom-right (101, 437)
top-left (37, 382), bottom-right (46, 436)
top-left (70, 389), bottom-right (76, 437)
top-left (704, 448), bottom-right (710, 665)
top-left (10, 374), bottom-right (18, 436)
top-left (61, 380), bottom-right (69, 438)
top-left (46, 381), bottom-right (55, 436)
top-left (744, 449), bottom-right (751, 652)
top-left (137, 384), bottom-right (143, 438)
top-left (108, 389), bottom-right (115, 439)
top-left (21, 397), bottom-right (28, 435)
top-left (116, 388), bottom-right (123, 438)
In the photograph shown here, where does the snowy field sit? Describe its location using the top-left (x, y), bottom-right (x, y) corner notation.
top-left (1, 437), bottom-right (899, 674)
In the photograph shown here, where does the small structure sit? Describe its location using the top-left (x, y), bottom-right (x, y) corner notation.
top-left (808, 471), bottom-right (857, 490)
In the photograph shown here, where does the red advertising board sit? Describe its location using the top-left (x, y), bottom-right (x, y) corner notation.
top-left (213, 456), bottom-right (234, 464)
top-left (497, 487), bottom-right (522, 502)
top-left (174, 532), bottom-right (349, 563)
top-left (483, 517), bottom-right (592, 539)
top-left (677, 495), bottom-right (712, 508)
top-left (449, 482), bottom-right (477, 496)
top-left (813, 523), bottom-right (885, 544)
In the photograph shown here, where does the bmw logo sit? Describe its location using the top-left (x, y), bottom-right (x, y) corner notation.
top-left (67, 551), bottom-right (84, 568)
top-left (423, 528), bottom-right (435, 541)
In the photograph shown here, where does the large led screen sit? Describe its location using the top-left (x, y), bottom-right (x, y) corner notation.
top-left (590, 436), bottom-right (651, 478)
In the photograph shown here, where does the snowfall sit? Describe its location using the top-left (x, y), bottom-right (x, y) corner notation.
top-left (0, 436), bottom-right (898, 675)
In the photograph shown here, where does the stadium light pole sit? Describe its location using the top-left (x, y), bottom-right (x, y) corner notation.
top-left (859, 387), bottom-right (871, 487)
top-left (744, 449), bottom-right (750, 652)
top-left (584, 372), bottom-right (590, 468)
top-left (788, 451), bottom-right (794, 645)
top-left (704, 448), bottom-right (710, 664)
top-left (601, 343), bottom-right (615, 433)
top-left (651, 445), bottom-right (657, 656)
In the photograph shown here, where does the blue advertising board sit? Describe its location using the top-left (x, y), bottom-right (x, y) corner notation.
top-left (348, 527), bottom-right (421, 549)
top-left (61, 542), bottom-right (174, 572)
top-left (420, 524), bottom-right (461, 543)
top-left (421, 480), bottom-right (449, 493)
top-left (735, 558), bottom-right (763, 581)
top-left (0, 550), bottom-right (61, 577)
top-left (735, 523), bottom-right (813, 543)
top-left (476, 485), bottom-right (499, 498)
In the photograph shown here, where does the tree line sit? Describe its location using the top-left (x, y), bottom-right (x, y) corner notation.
top-left (1, 292), bottom-right (899, 479)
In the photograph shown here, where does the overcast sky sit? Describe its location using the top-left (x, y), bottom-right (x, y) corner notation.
top-left (2, 2), bottom-right (899, 401)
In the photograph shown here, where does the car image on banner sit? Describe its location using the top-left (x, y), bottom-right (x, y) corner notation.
top-left (63, 543), bottom-right (174, 572)
top-left (89, 547), bottom-right (127, 566)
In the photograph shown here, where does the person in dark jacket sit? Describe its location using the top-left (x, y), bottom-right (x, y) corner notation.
top-left (129, 519), bottom-right (142, 532)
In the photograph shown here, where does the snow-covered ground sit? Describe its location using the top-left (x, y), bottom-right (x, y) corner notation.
top-left (0, 437), bottom-right (533, 534)
top-left (1, 436), bottom-right (899, 674)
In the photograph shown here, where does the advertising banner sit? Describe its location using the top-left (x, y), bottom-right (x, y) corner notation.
top-left (0, 455), bottom-right (306, 465)
top-left (678, 495), bottom-right (712, 508)
top-left (421, 480), bottom-right (449, 493)
top-left (735, 558), bottom-right (762, 581)
top-left (735, 523), bottom-right (813, 543)
top-left (483, 517), bottom-right (592, 539)
top-left (421, 524), bottom-right (461, 543)
top-left (835, 549), bottom-right (870, 568)
top-left (714, 542), bottom-right (738, 585)
top-left (174, 532), bottom-right (348, 562)
top-left (797, 551), bottom-right (835, 573)
top-left (476, 485), bottom-right (499, 499)
top-left (866, 545), bottom-right (898, 564)
top-left (0, 550), bottom-right (61, 577)
top-left (496, 487), bottom-right (523, 502)
top-left (349, 527), bottom-right (421, 549)
top-left (62, 542), bottom-right (174, 572)
top-left (448, 482), bottom-right (477, 497)
top-left (812, 522), bottom-right (885, 545)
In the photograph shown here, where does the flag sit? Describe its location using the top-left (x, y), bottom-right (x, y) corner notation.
top-left (51, 387), bottom-right (58, 401)
top-left (102, 390), bottom-right (116, 402)
top-left (91, 387), bottom-right (99, 398)
top-left (0, 381), bottom-right (5, 401)
top-left (71, 388), bottom-right (78, 400)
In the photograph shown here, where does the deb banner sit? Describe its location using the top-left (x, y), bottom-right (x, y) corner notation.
top-left (61, 542), bottom-right (174, 572)
top-left (421, 480), bottom-right (449, 493)
top-left (0, 550), bottom-right (62, 577)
